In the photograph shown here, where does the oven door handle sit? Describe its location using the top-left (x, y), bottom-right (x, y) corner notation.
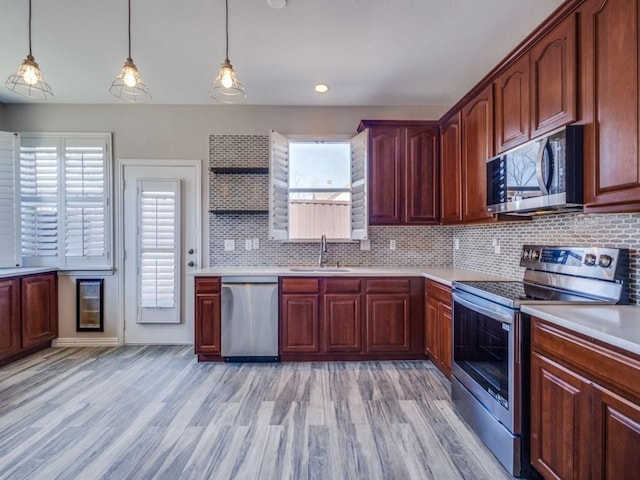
top-left (453, 292), bottom-right (514, 324)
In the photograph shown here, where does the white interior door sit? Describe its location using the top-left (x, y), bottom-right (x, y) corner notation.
top-left (122, 162), bottom-right (200, 344)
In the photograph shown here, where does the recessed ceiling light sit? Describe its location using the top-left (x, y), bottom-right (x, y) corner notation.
top-left (314, 83), bottom-right (329, 94)
top-left (267, 0), bottom-right (287, 9)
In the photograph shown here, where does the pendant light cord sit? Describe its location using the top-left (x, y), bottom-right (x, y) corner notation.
top-left (28, 0), bottom-right (33, 57)
top-left (127, 0), bottom-right (132, 60)
top-left (225, 0), bottom-right (229, 61)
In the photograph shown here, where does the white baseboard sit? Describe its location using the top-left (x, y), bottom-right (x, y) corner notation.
top-left (52, 337), bottom-right (120, 347)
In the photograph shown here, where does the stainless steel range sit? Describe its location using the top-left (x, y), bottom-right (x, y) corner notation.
top-left (451, 245), bottom-right (629, 478)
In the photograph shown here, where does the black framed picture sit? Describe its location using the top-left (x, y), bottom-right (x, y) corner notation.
top-left (76, 279), bottom-right (104, 332)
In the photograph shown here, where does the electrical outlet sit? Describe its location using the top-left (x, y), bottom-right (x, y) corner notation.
top-left (360, 239), bottom-right (371, 251)
top-left (224, 239), bottom-right (235, 251)
top-left (245, 239), bottom-right (252, 251)
top-left (453, 238), bottom-right (460, 250)
top-left (493, 238), bottom-right (501, 254)
top-left (252, 238), bottom-right (259, 249)
top-left (390, 239), bottom-right (396, 250)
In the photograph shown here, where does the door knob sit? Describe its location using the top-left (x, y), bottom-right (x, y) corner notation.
top-left (188, 249), bottom-right (194, 254)
top-left (188, 261), bottom-right (195, 267)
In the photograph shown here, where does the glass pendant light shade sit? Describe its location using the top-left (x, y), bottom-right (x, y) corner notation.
top-left (110, 58), bottom-right (151, 102)
top-left (210, 59), bottom-right (246, 103)
top-left (209, 0), bottom-right (246, 104)
top-left (109, 0), bottom-right (151, 103)
top-left (5, 0), bottom-right (53, 100)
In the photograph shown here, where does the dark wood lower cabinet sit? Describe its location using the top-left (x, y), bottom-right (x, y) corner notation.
top-left (281, 294), bottom-right (320, 353)
top-left (425, 280), bottom-right (452, 378)
top-left (0, 279), bottom-right (21, 360)
top-left (365, 293), bottom-right (410, 352)
top-left (21, 273), bottom-right (58, 349)
top-left (280, 276), bottom-right (424, 361)
top-left (0, 271), bottom-right (58, 367)
top-left (194, 277), bottom-right (222, 361)
top-left (324, 294), bottom-right (361, 352)
top-left (531, 317), bottom-right (640, 480)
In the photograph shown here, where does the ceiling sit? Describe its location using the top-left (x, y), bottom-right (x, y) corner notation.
top-left (0, 0), bottom-right (565, 106)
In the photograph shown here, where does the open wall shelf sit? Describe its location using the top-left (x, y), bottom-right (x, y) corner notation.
top-left (210, 167), bottom-right (269, 174)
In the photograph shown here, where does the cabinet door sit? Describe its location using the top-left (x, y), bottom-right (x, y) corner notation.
top-left (281, 294), bottom-right (319, 353)
top-left (440, 113), bottom-right (463, 224)
top-left (405, 126), bottom-right (439, 224)
top-left (530, 352), bottom-right (591, 480)
top-left (365, 293), bottom-right (410, 352)
top-left (195, 294), bottom-right (221, 354)
top-left (368, 126), bottom-right (403, 225)
top-left (425, 296), bottom-right (440, 361)
top-left (21, 273), bottom-right (57, 349)
top-left (582, 0), bottom-right (640, 211)
top-left (591, 384), bottom-right (640, 479)
top-left (0, 279), bottom-right (21, 360)
top-left (495, 55), bottom-right (531, 152)
top-left (324, 294), bottom-right (361, 352)
top-left (462, 85), bottom-right (495, 223)
top-left (439, 302), bottom-right (452, 378)
top-left (530, 13), bottom-right (577, 138)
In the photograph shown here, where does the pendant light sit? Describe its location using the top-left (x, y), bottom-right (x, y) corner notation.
top-left (210, 0), bottom-right (246, 103)
top-left (5, 0), bottom-right (53, 100)
top-left (110, 0), bottom-right (151, 102)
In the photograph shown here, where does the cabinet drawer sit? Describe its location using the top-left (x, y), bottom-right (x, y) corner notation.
top-left (281, 278), bottom-right (320, 294)
top-left (324, 278), bottom-right (362, 294)
top-left (532, 318), bottom-right (640, 402)
top-left (365, 278), bottom-right (411, 294)
top-left (425, 280), bottom-right (452, 304)
top-left (196, 277), bottom-right (220, 294)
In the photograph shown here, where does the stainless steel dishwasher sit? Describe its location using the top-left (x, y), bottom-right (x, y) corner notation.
top-left (221, 276), bottom-right (279, 362)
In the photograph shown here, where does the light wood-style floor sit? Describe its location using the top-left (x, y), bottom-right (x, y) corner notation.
top-left (0, 346), bottom-right (513, 480)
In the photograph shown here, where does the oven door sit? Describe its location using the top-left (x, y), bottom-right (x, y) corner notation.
top-left (452, 290), bottom-right (521, 434)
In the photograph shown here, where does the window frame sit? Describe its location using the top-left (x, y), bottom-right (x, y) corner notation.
top-left (269, 130), bottom-right (368, 243)
top-left (19, 132), bottom-right (113, 271)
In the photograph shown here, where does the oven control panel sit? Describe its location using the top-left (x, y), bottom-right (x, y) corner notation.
top-left (520, 245), bottom-right (628, 282)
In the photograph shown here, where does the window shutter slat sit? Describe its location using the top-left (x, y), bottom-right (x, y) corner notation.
top-left (0, 132), bottom-right (21, 267)
top-left (351, 129), bottom-right (369, 240)
top-left (269, 130), bottom-right (289, 240)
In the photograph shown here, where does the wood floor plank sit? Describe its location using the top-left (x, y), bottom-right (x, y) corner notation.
top-left (0, 347), bottom-right (517, 479)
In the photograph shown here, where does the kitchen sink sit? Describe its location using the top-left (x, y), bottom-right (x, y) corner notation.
top-left (288, 267), bottom-right (352, 273)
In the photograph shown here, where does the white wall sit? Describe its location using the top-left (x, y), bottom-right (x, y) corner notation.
top-left (0, 103), bottom-right (446, 344)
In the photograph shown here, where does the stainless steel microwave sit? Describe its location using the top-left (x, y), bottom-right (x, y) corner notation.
top-left (486, 125), bottom-right (583, 215)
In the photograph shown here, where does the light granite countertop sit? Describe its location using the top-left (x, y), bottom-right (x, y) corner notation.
top-left (0, 267), bottom-right (58, 280)
top-left (191, 266), bottom-right (511, 286)
top-left (521, 304), bottom-right (640, 356)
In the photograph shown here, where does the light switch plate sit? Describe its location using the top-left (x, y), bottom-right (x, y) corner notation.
top-left (252, 238), bottom-right (260, 249)
top-left (360, 239), bottom-right (371, 251)
top-left (245, 239), bottom-right (252, 251)
top-left (390, 239), bottom-right (396, 250)
top-left (453, 238), bottom-right (460, 250)
top-left (224, 239), bottom-right (235, 251)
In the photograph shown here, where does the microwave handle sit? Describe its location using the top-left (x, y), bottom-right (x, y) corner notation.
top-left (535, 138), bottom-right (554, 195)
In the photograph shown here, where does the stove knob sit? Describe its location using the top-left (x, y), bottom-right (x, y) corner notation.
top-left (598, 254), bottom-right (613, 268)
top-left (531, 250), bottom-right (540, 260)
top-left (584, 253), bottom-right (597, 266)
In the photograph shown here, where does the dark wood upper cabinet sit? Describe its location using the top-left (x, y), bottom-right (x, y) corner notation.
top-left (367, 124), bottom-right (403, 224)
top-left (495, 55), bottom-right (531, 152)
top-left (461, 85), bottom-right (495, 223)
top-left (440, 112), bottom-right (463, 224)
top-left (582, 0), bottom-right (640, 212)
top-left (359, 120), bottom-right (439, 225)
top-left (530, 12), bottom-right (577, 138)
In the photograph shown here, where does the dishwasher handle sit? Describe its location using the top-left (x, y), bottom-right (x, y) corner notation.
top-left (221, 276), bottom-right (278, 285)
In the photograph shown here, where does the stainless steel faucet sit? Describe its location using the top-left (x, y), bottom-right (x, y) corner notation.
top-left (319, 234), bottom-right (328, 267)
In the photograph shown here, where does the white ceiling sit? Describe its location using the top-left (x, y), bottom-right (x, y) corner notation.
top-left (0, 0), bottom-right (565, 106)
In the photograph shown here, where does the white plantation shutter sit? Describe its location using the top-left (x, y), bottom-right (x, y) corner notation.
top-left (269, 130), bottom-right (289, 240)
top-left (64, 138), bottom-right (107, 265)
top-left (351, 129), bottom-right (369, 240)
top-left (0, 132), bottom-right (21, 267)
top-left (137, 179), bottom-right (181, 324)
top-left (20, 134), bottom-right (112, 269)
top-left (20, 137), bottom-right (59, 264)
